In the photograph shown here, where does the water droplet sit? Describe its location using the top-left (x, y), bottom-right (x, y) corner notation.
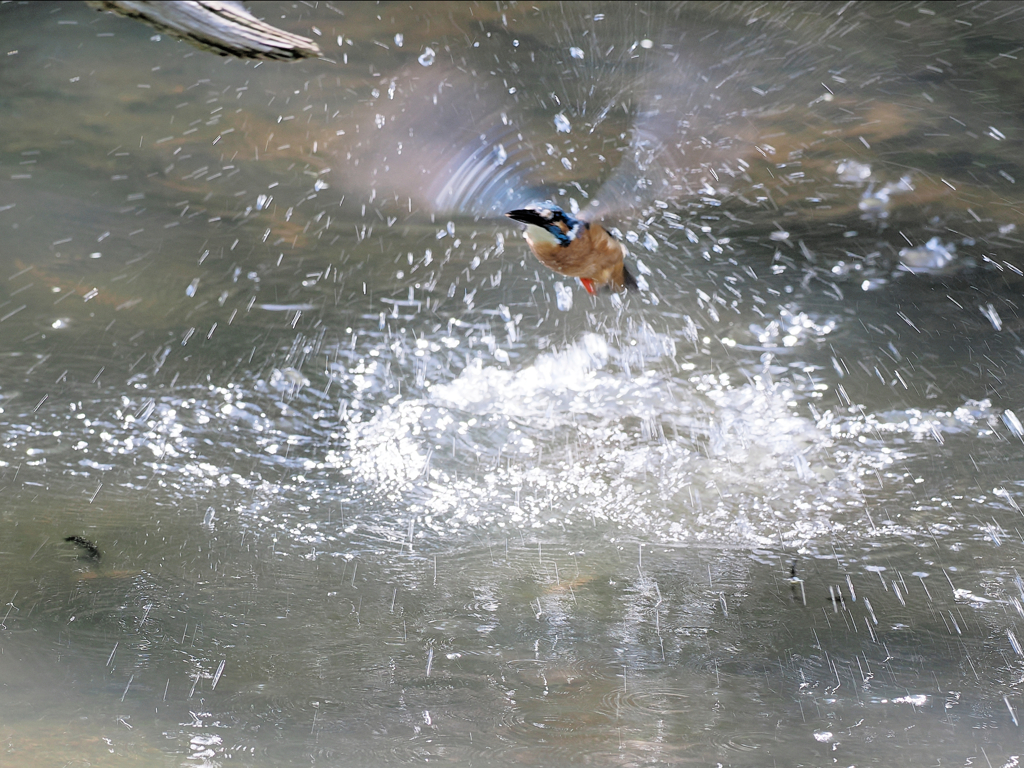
top-left (418, 47), bottom-right (435, 66)
top-left (554, 113), bottom-right (571, 133)
top-left (554, 282), bottom-right (573, 311)
top-left (570, 46), bottom-right (584, 60)
top-left (394, 33), bottom-right (404, 48)
top-left (981, 303), bottom-right (1003, 331)
top-left (640, 39), bottom-right (653, 49)
top-left (1004, 409), bottom-right (1024, 440)
top-left (836, 159), bottom-right (872, 182)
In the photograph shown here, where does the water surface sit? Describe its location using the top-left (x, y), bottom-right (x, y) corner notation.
top-left (2, 2), bottom-right (1024, 765)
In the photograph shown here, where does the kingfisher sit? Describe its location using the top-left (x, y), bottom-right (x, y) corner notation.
top-left (505, 204), bottom-right (637, 295)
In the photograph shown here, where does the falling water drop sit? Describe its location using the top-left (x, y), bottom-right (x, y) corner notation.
top-left (1003, 409), bottom-right (1024, 441)
top-left (554, 282), bottom-right (573, 311)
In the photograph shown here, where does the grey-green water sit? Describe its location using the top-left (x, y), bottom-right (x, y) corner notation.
top-left (2, 1), bottom-right (1024, 765)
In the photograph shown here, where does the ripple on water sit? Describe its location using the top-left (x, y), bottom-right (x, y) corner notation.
top-left (594, 681), bottom-right (786, 762)
top-left (503, 656), bottom-right (619, 692)
top-left (232, 699), bottom-right (505, 767)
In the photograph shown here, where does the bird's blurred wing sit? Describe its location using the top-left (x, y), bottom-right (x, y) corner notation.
top-left (585, 57), bottom-right (743, 222)
top-left (334, 64), bottom-right (569, 220)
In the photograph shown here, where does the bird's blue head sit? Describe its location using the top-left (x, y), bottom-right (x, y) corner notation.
top-left (505, 203), bottom-right (583, 247)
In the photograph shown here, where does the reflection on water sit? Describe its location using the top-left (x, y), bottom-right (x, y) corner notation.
top-left (3, 1), bottom-right (1024, 765)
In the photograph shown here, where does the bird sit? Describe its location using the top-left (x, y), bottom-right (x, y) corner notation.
top-left (505, 204), bottom-right (637, 295)
top-left (334, 60), bottom-right (711, 297)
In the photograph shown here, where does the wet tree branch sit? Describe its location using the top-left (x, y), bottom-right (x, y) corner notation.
top-left (87, 1), bottom-right (321, 61)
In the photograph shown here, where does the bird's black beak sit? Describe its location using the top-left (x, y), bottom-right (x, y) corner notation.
top-left (505, 209), bottom-right (549, 227)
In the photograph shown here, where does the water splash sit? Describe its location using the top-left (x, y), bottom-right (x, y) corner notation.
top-left (417, 47), bottom-right (435, 66)
top-left (340, 331), bottom-right (870, 544)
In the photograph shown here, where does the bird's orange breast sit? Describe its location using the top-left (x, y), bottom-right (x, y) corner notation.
top-left (524, 223), bottom-right (629, 292)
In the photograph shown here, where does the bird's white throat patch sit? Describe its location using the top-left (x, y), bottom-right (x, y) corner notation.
top-left (524, 223), bottom-right (560, 247)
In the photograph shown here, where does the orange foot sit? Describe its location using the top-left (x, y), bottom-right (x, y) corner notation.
top-left (579, 277), bottom-right (597, 295)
